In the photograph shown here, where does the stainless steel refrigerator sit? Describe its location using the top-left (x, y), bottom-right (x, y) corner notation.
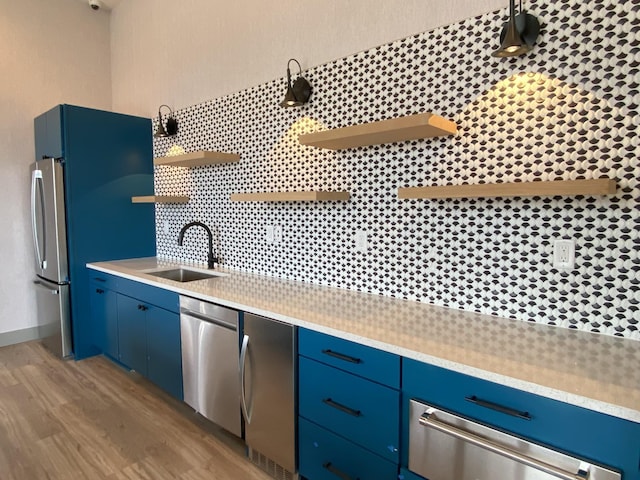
top-left (241, 313), bottom-right (297, 478)
top-left (31, 158), bottom-right (72, 357)
top-left (31, 104), bottom-right (156, 359)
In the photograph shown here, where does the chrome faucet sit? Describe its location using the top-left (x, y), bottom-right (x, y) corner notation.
top-left (178, 221), bottom-right (218, 269)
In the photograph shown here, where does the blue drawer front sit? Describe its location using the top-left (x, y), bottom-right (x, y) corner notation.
top-left (117, 277), bottom-right (179, 313)
top-left (403, 359), bottom-right (640, 479)
top-left (88, 270), bottom-right (119, 290)
top-left (299, 328), bottom-right (400, 388)
top-left (299, 356), bottom-right (400, 462)
top-left (299, 417), bottom-right (398, 480)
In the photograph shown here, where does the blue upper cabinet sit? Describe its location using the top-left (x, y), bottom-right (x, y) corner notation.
top-left (34, 105), bottom-right (156, 360)
top-left (34, 105), bottom-right (64, 159)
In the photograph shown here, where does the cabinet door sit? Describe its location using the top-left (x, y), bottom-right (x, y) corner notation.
top-left (146, 306), bottom-right (183, 400)
top-left (116, 294), bottom-right (147, 375)
top-left (89, 281), bottom-right (118, 359)
top-left (61, 105), bottom-right (156, 360)
top-left (34, 106), bottom-right (63, 160)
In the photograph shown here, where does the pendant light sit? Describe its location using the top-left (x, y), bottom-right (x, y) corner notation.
top-left (492, 0), bottom-right (540, 58)
top-left (154, 105), bottom-right (178, 137)
top-left (280, 59), bottom-right (312, 108)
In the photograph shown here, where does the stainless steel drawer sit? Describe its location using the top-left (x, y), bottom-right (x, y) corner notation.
top-left (408, 399), bottom-right (621, 480)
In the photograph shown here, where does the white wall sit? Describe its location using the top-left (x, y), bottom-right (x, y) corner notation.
top-left (0, 0), bottom-right (111, 337)
top-left (111, 0), bottom-right (505, 117)
top-left (0, 0), bottom-right (507, 340)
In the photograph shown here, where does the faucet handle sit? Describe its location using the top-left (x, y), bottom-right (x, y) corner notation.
top-left (207, 253), bottom-right (219, 269)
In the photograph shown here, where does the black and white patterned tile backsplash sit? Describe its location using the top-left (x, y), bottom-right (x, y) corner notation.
top-left (153, 0), bottom-right (640, 340)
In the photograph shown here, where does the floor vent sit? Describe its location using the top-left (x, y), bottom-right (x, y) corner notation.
top-left (248, 447), bottom-right (296, 480)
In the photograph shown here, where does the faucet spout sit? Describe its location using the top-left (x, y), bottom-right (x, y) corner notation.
top-left (177, 221), bottom-right (217, 269)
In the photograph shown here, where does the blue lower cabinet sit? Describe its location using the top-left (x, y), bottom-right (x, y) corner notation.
top-left (146, 306), bottom-right (182, 400)
top-left (89, 280), bottom-right (118, 360)
top-left (116, 293), bottom-right (148, 375)
top-left (299, 418), bottom-right (398, 480)
top-left (299, 356), bottom-right (400, 462)
top-left (398, 468), bottom-right (424, 480)
top-left (115, 290), bottom-right (183, 401)
top-left (403, 359), bottom-right (640, 480)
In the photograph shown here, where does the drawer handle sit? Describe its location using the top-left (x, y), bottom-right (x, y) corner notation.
top-left (93, 277), bottom-right (106, 282)
top-left (419, 410), bottom-right (589, 480)
top-left (322, 398), bottom-right (362, 417)
top-left (321, 349), bottom-right (362, 364)
top-left (137, 304), bottom-right (148, 311)
top-left (323, 462), bottom-right (359, 480)
top-left (465, 395), bottom-right (531, 421)
top-left (95, 288), bottom-right (104, 294)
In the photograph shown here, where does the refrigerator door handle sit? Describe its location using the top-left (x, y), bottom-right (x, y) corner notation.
top-left (240, 334), bottom-right (252, 424)
top-left (31, 169), bottom-right (46, 270)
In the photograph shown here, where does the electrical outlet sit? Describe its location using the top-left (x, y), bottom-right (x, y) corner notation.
top-left (274, 225), bottom-right (282, 244)
top-left (266, 225), bottom-right (275, 244)
top-left (355, 231), bottom-right (368, 252)
top-left (553, 239), bottom-right (575, 270)
top-left (162, 220), bottom-right (170, 234)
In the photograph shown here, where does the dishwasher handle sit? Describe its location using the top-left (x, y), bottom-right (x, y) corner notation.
top-left (419, 410), bottom-right (590, 480)
top-left (240, 334), bottom-right (252, 424)
top-left (180, 309), bottom-right (237, 330)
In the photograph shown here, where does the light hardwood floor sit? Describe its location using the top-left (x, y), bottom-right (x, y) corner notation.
top-left (0, 341), bottom-right (273, 480)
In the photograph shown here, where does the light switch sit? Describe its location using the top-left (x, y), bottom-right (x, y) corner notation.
top-left (355, 231), bottom-right (368, 252)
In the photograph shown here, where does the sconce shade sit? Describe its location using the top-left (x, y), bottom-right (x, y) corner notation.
top-left (492, 0), bottom-right (540, 58)
top-left (280, 58), bottom-right (312, 107)
top-left (154, 104), bottom-right (179, 137)
top-left (281, 85), bottom-right (300, 107)
top-left (154, 122), bottom-right (168, 137)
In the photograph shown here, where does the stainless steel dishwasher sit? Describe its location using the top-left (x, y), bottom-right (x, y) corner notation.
top-left (408, 399), bottom-right (621, 480)
top-left (180, 296), bottom-right (241, 437)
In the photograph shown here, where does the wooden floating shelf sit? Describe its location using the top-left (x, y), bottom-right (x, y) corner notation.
top-left (230, 191), bottom-right (351, 202)
top-left (154, 150), bottom-right (240, 168)
top-left (398, 179), bottom-right (617, 200)
top-left (298, 112), bottom-right (457, 150)
top-left (131, 195), bottom-right (190, 204)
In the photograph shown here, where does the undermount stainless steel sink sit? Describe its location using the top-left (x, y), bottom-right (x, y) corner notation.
top-left (146, 268), bottom-right (223, 282)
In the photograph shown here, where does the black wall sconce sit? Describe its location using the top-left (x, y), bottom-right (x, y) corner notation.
top-left (492, 0), bottom-right (540, 58)
top-left (280, 58), bottom-right (312, 108)
top-left (153, 104), bottom-right (178, 137)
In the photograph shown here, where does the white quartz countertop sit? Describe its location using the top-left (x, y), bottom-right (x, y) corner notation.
top-left (88, 257), bottom-right (640, 423)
